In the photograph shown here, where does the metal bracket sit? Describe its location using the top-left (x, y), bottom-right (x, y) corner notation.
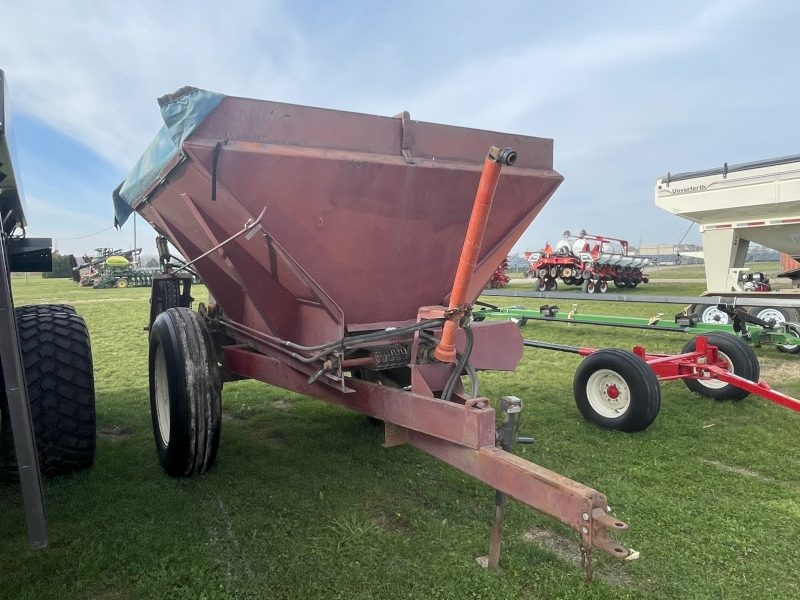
top-left (394, 111), bottom-right (416, 165)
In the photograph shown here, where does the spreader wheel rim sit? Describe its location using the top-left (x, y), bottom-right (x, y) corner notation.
top-left (598, 280), bottom-right (609, 293)
top-left (153, 343), bottom-right (171, 444)
top-left (585, 369), bottom-right (631, 418)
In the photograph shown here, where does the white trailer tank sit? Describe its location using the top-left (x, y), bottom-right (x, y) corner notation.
top-left (655, 154), bottom-right (800, 292)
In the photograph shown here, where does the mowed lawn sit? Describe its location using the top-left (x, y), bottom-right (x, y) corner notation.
top-left (2, 278), bottom-right (800, 599)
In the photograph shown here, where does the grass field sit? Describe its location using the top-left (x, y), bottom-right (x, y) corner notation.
top-left (2, 279), bottom-right (800, 599)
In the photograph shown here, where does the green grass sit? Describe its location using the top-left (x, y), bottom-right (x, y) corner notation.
top-left (2, 278), bottom-right (800, 599)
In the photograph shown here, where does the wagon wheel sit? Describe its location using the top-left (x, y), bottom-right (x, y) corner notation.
top-left (776, 323), bottom-right (800, 354)
top-left (581, 279), bottom-right (595, 294)
top-left (689, 304), bottom-right (732, 326)
top-left (536, 278), bottom-right (548, 292)
top-left (545, 278), bottom-right (558, 291)
top-left (508, 305), bottom-right (529, 327)
top-left (681, 333), bottom-right (760, 401)
top-left (598, 280), bottom-right (609, 293)
top-left (747, 306), bottom-right (800, 328)
top-left (115, 278), bottom-right (128, 288)
top-left (149, 308), bottom-right (221, 477)
top-left (573, 348), bottom-right (661, 432)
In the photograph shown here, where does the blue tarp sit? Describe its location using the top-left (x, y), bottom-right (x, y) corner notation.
top-left (113, 87), bottom-right (225, 227)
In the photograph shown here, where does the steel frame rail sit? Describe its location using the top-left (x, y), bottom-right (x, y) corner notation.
top-left (0, 233), bottom-right (47, 548)
top-left (479, 306), bottom-right (798, 348)
top-left (483, 288), bottom-right (800, 309)
top-left (221, 344), bottom-right (630, 559)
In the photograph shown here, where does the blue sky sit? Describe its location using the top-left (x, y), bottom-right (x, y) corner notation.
top-left (3, 0), bottom-right (799, 256)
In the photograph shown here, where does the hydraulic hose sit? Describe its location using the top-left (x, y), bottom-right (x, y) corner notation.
top-left (420, 330), bottom-right (479, 400)
top-left (441, 325), bottom-right (475, 401)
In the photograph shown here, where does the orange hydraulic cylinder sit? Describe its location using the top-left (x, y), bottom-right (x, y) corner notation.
top-left (434, 146), bottom-right (516, 363)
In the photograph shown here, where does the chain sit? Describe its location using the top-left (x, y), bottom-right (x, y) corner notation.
top-left (580, 544), bottom-right (594, 582)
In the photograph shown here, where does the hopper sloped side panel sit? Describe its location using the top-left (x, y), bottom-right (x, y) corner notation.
top-left (183, 139), bottom-right (561, 326)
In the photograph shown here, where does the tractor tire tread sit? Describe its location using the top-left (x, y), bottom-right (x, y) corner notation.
top-left (2, 306), bottom-right (95, 477)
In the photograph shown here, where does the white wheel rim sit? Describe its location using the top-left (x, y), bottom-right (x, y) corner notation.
top-left (700, 306), bottom-right (731, 325)
top-left (507, 306), bottom-right (527, 326)
top-left (154, 344), bottom-right (171, 444)
top-left (586, 369), bottom-right (631, 418)
top-left (779, 327), bottom-right (800, 351)
top-left (756, 308), bottom-right (786, 326)
top-left (696, 351), bottom-right (734, 389)
top-left (600, 281), bottom-right (608, 293)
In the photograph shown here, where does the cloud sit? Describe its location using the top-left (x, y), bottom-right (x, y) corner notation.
top-left (2, 0), bottom-right (795, 255)
top-left (0, 0), bottom-right (309, 169)
top-left (0, 0), bottom-right (758, 170)
top-left (389, 0), bottom-right (757, 135)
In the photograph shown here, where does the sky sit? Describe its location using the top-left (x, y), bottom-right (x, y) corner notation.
top-left (2, 0), bottom-right (799, 257)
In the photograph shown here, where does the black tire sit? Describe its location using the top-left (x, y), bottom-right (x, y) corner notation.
top-left (115, 278), bottom-right (128, 289)
top-left (2, 306), bottom-right (95, 477)
top-left (747, 306), bottom-right (800, 327)
top-left (776, 323), bottom-right (800, 354)
top-left (642, 277), bottom-right (649, 284)
top-left (536, 278), bottom-right (547, 292)
top-left (613, 279), bottom-right (625, 288)
top-left (508, 305), bottom-right (529, 327)
top-left (159, 279), bottom-right (181, 310)
top-left (598, 279), bottom-right (609, 293)
top-left (573, 349), bottom-right (661, 432)
top-left (681, 333), bottom-right (760, 401)
top-left (545, 278), bottom-right (557, 291)
top-left (581, 279), bottom-right (595, 294)
top-left (149, 308), bottom-right (221, 477)
top-left (349, 368), bottom-right (410, 425)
